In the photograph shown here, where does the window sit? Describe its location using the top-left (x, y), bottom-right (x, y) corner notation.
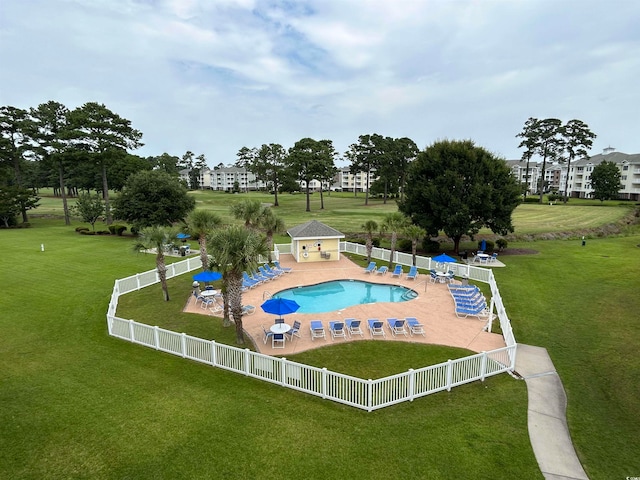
top-left (623, 165), bottom-right (629, 170)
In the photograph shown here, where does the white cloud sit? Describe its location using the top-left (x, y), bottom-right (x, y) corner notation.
top-left (1, 0), bottom-right (639, 164)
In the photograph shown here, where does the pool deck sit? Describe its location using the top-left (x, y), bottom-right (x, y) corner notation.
top-left (184, 254), bottom-right (506, 356)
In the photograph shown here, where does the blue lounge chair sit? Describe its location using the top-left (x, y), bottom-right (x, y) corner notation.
top-left (375, 265), bottom-right (388, 275)
top-left (258, 265), bottom-right (277, 280)
top-left (263, 264), bottom-right (283, 277)
top-left (390, 265), bottom-right (403, 277)
top-left (310, 320), bottom-right (326, 341)
top-left (405, 317), bottom-right (425, 337)
top-left (363, 262), bottom-right (376, 274)
top-left (387, 318), bottom-right (408, 337)
top-left (242, 271), bottom-right (261, 287)
top-left (367, 319), bottom-right (385, 338)
top-left (406, 266), bottom-right (418, 280)
top-left (329, 321), bottom-right (347, 340)
top-left (345, 319), bottom-right (363, 337)
top-left (273, 261), bottom-right (292, 273)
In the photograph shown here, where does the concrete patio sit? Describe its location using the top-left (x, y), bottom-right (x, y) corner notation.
top-left (184, 254), bottom-right (506, 356)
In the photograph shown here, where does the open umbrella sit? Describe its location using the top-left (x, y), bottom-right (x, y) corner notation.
top-left (193, 271), bottom-right (222, 283)
top-left (432, 253), bottom-right (457, 264)
top-left (177, 232), bottom-right (191, 239)
top-left (261, 298), bottom-right (300, 320)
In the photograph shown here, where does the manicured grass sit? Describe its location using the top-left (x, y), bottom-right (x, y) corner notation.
top-left (1, 219), bottom-right (539, 479)
top-left (493, 235), bottom-right (640, 478)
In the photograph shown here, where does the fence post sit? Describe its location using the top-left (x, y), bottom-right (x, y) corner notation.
top-left (446, 359), bottom-right (453, 392)
top-left (480, 351), bottom-right (487, 381)
top-left (210, 340), bottom-right (217, 366)
top-left (181, 333), bottom-right (187, 358)
top-left (408, 369), bottom-right (415, 401)
top-left (136, 274), bottom-right (141, 290)
top-left (244, 349), bottom-right (250, 376)
top-left (367, 379), bottom-right (373, 412)
top-left (128, 319), bottom-right (135, 342)
top-left (281, 357), bottom-right (287, 386)
top-left (322, 368), bottom-right (328, 399)
top-left (153, 326), bottom-right (159, 350)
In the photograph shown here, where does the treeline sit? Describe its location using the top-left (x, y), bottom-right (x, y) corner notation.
top-left (0, 101), bottom-right (207, 226)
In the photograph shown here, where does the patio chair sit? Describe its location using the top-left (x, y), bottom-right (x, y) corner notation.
top-left (345, 318), bottom-right (364, 337)
top-left (375, 265), bottom-right (388, 275)
top-left (285, 320), bottom-right (301, 340)
top-left (208, 299), bottom-right (224, 315)
top-left (367, 319), bottom-right (385, 338)
top-left (258, 265), bottom-right (277, 280)
top-left (273, 261), bottom-right (292, 273)
top-left (429, 270), bottom-right (438, 284)
top-left (310, 320), bottom-right (326, 341)
top-left (262, 325), bottom-right (274, 344)
top-left (390, 265), bottom-right (403, 278)
top-left (405, 317), bottom-right (425, 337)
top-left (274, 318), bottom-right (285, 324)
top-left (406, 266), bottom-right (418, 280)
top-left (363, 262), bottom-right (377, 274)
top-left (272, 333), bottom-right (286, 349)
top-left (387, 318), bottom-right (408, 337)
top-left (490, 253), bottom-right (498, 263)
top-left (329, 321), bottom-right (347, 340)
top-left (263, 264), bottom-right (283, 277)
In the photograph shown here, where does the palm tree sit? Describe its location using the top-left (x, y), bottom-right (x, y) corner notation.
top-left (381, 212), bottom-right (409, 267)
top-left (230, 199), bottom-right (264, 229)
top-left (133, 226), bottom-right (177, 301)
top-left (258, 208), bottom-right (285, 262)
top-left (207, 225), bottom-right (268, 344)
top-left (403, 224), bottom-right (426, 266)
top-left (185, 209), bottom-right (223, 270)
top-left (361, 220), bottom-right (378, 264)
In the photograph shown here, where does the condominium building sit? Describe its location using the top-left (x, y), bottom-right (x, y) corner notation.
top-left (569, 148), bottom-right (640, 200)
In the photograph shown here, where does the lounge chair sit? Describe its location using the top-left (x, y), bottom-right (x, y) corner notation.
top-left (273, 261), bottom-right (292, 273)
top-left (387, 318), bottom-right (408, 337)
top-left (285, 320), bottom-right (301, 340)
top-left (390, 265), bottom-right (403, 278)
top-left (263, 264), bottom-right (283, 277)
top-left (345, 318), bottom-right (363, 337)
top-left (258, 265), bottom-right (277, 280)
top-left (455, 304), bottom-right (490, 318)
top-left (405, 317), bottom-right (425, 337)
top-left (406, 266), bottom-right (418, 280)
top-left (329, 321), bottom-right (347, 340)
top-left (363, 262), bottom-right (377, 274)
top-left (242, 305), bottom-right (256, 315)
top-left (242, 271), bottom-right (261, 287)
top-left (310, 320), bottom-right (326, 341)
top-left (367, 319), bottom-right (385, 338)
top-left (375, 265), bottom-right (388, 275)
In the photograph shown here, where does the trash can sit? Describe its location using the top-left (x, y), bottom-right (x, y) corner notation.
top-left (461, 275), bottom-right (469, 286)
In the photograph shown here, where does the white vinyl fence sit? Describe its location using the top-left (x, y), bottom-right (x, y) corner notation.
top-left (107, 243), bottom-right (518, 411)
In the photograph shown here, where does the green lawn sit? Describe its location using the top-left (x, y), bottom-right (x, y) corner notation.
top-left (0, 219), bottom-right (539, 479)
top-left (3, 196), bottom-right (639, 479)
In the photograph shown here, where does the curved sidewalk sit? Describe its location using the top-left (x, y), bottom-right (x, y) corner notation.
top-left (515, 344), bottom-right (589, 480)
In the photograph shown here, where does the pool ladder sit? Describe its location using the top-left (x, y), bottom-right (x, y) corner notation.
top-left (263, 291), bottom-right (272, 300)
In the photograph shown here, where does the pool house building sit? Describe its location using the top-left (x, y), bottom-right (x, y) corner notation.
top-left (286, 220), bottom-right (344, 262)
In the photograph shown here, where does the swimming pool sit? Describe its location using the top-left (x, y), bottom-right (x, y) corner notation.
top-left (272, 279), bottom-right (418, 313)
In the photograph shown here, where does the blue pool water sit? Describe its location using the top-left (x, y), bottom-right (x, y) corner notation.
top-left (272, 279), bottom-right (418, 313)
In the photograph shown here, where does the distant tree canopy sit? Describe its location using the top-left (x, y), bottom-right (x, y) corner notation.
top-left (399, 139), bottom-right (521, 253)
top-left (590, 161), bottom-right (622, 201)
top-left (113, 170), bottom-right (195, 228)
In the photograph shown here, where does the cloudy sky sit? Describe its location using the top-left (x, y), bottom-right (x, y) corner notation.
top-left (1, 0), bottom-right (639, 167)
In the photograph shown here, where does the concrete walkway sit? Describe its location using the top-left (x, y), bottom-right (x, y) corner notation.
top-left (514, 344), bottom-right (589, 480)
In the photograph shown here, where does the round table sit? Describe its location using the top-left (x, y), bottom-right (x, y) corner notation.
top-left (475, 253), bottom-right (490, 263)
top-left (270, 323), bottom-right (291, 334)
top-left (200, 290), bottom-right (219, 298)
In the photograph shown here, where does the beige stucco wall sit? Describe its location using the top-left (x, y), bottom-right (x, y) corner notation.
top-left (293, 237), bottom-right (341, 262)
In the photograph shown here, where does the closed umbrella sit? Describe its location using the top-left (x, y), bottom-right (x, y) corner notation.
top-left (480, 239), bottom-right (487, 252)
top-left (261, 298), bottom-right (300, 321)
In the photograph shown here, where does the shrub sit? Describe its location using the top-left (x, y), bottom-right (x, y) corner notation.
top-left (523, 197), bottom-right (540, 203)
top-left (371, 237), bottom-right (381, 248)
top-left (422, 238), bottom-right (440, 253)
top-left (496, 238), bottom-right (508, 251)
top-left (130, 226), bottom-right (139, 236)
top-left (109, 224), bottom-right (127, 236)
top-left (397, 239), bottom-right (413, 252)
top-left (478, 240), bottom-right (495, 252)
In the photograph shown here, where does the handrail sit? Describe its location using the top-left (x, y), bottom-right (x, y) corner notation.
top-left (262, 290), bottom-right (272, 300)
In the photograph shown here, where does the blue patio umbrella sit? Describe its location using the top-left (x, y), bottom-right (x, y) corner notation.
top-left (480, 239), bottom-right (487, 252)
top-left (177, 232), bottom-right (191, 239)
top-left (261, 298), bottom-right (300, 320)
top-left (193, 270), bottom-right (222, 283)
top-left (432, 253), bottom-right (457, 264)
